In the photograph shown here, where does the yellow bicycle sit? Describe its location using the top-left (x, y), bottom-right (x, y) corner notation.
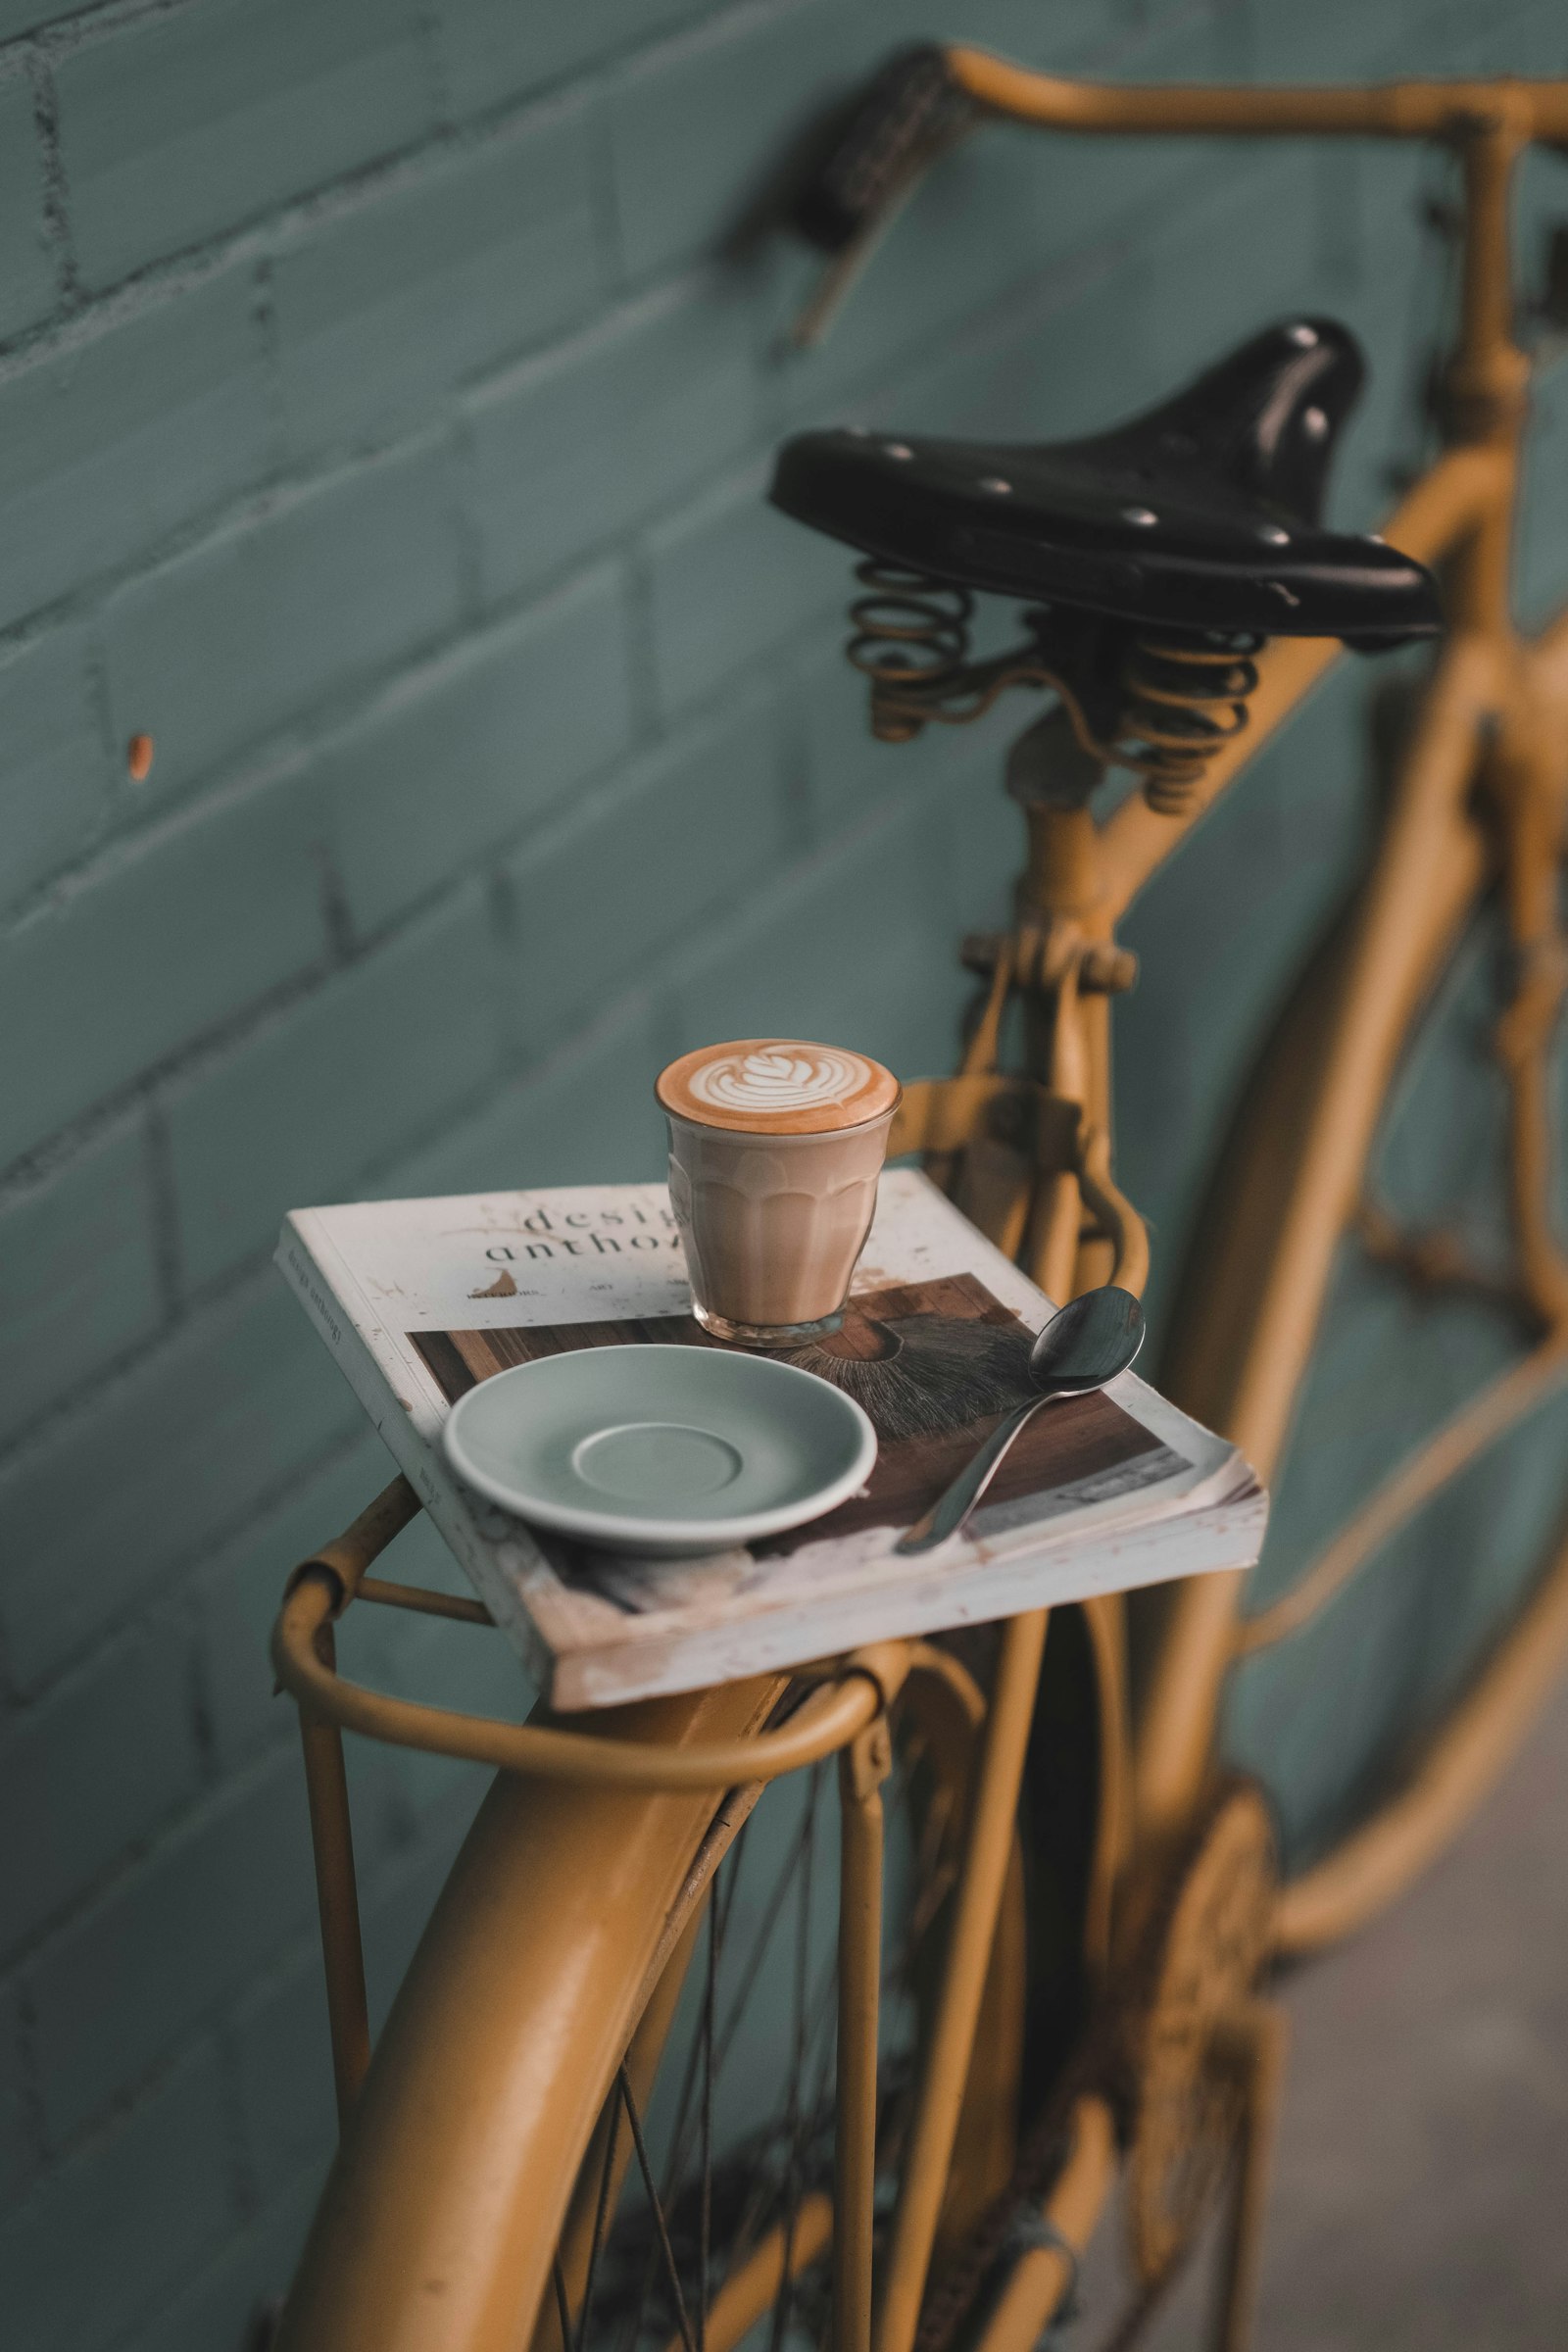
top-left (270, 46), bottom-right (1568, 2352)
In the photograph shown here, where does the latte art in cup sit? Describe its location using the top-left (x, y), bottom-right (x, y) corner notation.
top-left (685, 1047), bottom-right (877, 1120)
top-left (659, 1041), bottom-right (898, 1135)
top-left (656, 1039), bottom-right (901, 1346)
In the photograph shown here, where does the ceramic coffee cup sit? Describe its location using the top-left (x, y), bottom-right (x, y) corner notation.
top-left (656, 1040), bottom-right (901, 1346)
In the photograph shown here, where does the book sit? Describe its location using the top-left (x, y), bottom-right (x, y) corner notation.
top-left (276, 1172), bottom-right (1266, 1711)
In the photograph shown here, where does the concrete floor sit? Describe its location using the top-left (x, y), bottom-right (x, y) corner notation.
top-left (1077, 1676), bottom-right (1568, 2351)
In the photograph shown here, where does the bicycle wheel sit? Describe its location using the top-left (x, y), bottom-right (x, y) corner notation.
top-left (1159, 871), bottom-right (1568, 1893)
top-left (275, 1618), bottom-right (1109, 2352)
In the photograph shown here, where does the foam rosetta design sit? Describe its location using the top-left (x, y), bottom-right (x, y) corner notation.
top-left (688, 1048), bottom-right (868, 1116)
top-left (657, 1036), bottom-right (900, 1133)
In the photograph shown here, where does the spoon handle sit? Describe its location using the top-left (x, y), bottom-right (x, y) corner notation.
top-left (894, 1392), bottom-right (1057, 1555)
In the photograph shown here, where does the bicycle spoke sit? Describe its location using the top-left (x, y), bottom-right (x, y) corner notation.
top-left (621, 2063), bottom-right (698, 2352)
top-left (655, 1797), bottom-right (810, 2249)
top-left (698, 1886), bottom-right (722, 2352)
top-left (555, 2256), bottom-right (577, 2352)
top-left (715, 1788), bottom-right (824, 2081)
top-left (560, 1673), bottom-right (971, 2352)
top-left (578, 2074), bottom-right (626, 2352)
top-left (767, 1764), bottom-right (822, 2352)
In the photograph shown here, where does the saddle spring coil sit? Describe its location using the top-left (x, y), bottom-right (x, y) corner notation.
top-left (842, 559), bottom-right (1264, 806)
top-left (846, 559), bottom-right (974, 741)
top-left (1114, 632), bottom-right (1264, 814)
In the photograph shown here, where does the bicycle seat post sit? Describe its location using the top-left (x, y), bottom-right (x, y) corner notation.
top-left (1006, 708), bottom-right (1106, 928)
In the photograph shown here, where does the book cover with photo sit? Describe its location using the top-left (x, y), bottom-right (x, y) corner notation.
top-left (276, 1171), bottom-right (1267, 1709)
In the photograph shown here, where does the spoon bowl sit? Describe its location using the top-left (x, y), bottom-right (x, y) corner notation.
top-left (1025, 1283), bottom-right (1146, 1395)
top-left (895, 1285), bottom-right (1145, 1554)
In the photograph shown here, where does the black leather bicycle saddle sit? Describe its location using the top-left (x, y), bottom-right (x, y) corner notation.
top-left (770, 318), bottom-right (1442, 643)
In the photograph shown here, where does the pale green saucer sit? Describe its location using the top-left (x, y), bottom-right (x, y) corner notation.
top-left (442, 1344), bottom-right (877, 1556)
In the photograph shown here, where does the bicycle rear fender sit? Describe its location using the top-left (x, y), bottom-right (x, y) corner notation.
top-left (275, 1677), bottom-right (778, 2352)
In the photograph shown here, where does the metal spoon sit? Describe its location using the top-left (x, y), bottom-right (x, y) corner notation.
top-left (894, 1286), bottom-right (1146, 1554)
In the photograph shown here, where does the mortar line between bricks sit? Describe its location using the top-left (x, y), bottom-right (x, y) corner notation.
top-left (212, 2015), bottom-right (261, 2224)
top-left (25, 47), bottom-right (80, 310)
top-left (251, 252), bottom-right (288, 484)
top-left (0, 0), bottom-right (1540, 389)
top-left (766, 155), bottom-right (1223, 427)
top-left (0, 832), bottom-right (520, 1207)
top-left (0, 0), bottom-right (1242, 419)
top-left (0, 130), bottom-right (1256, 711)
top-left (0, 1324), bottom-right (366, 1648)
top-left (1, 1711), bottom-right (234, 1976)
top-left (81, 624), bottom-right (127, 826)
top-left (40, 974), bottom-right (671, 1397)
top-left (3, 2025), bottom-right (231, 2208)
top-left (611, 0), bottom-right (819, 89)
top-left (50, 663), bottom-right (938, 1330)
top-left (3, 243), bottom-right (1044, 898)
top-left (11, 1968), bottom-right (49, 2189)
top-left (139, 1102), bottom-right (184, 1326)
top-left (0, 423), bottom-right (463, 673)
top-left (656, 744), bottom-right (960, 1004)
top-left (8, 1750), bottom-right (508, 2176)
top-left (0, 935), bottom-right (341, 1190)
top-left (83, 1775), bottom-right (518, 2345)
top-left (0, 100), bottom-right (1512, 1216)
top-left (0, 143), bottom-right (1400, 1178)
top-left (447, 405), bottom-right (489, 632)
top-left (227, 1769), bottom-right (503, 2023)
top-left (174, 1566), bottom-right (224, 1792)
top-left (1, 352), bottom-right (828, 918)
top-left (618, 542), bottom-right (665, 745)
top-left (157, 975), bottom-right (669, 1313)
top-left (0, 1), bottom-right (123, 61)
top-left (588, 40), bottom-right (631, 296)
top-left (33, 0), bottom-right (199, 62)
top-left (0, 223), bottom-right (779, 696)
top-left (465, 661), bottom-right (786, 906)
top-left (7, 572), bottom-right (837, 1208)
top-left (13, 1722), bottom-right (320, 1996)
top-left (313, 826), bottom-right (358, 971)
top-left (0, 37), bottom-right (645, 379)
top-left (411, 0), bottom-right (449, 137)
top-left (1, 822), bottom-right (546, 1208)
top-left (771, 651), bottom-right (817, 858)
top-left (99, 2157), bottom-right (334, 2352)
top-left (0, 563), bottom-right (853, 1225)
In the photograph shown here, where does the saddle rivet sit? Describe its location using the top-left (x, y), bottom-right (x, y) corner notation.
top-left (1259, 526), bottom-right (1291, 545)
top-left (1302, 405), bottom-right (1329, 439)
top-left (885, 442), bottom-right (914, 461)
top-left (980, 476), bottom-right (1013, 494)
top-left (1289, 322), bottom-right (1319, 346)
top-left (1123, 506), bottom-right (1158, 526)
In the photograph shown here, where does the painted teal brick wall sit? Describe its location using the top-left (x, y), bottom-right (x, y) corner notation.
top-left (2, 3), bottom-right (1567, 2345)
